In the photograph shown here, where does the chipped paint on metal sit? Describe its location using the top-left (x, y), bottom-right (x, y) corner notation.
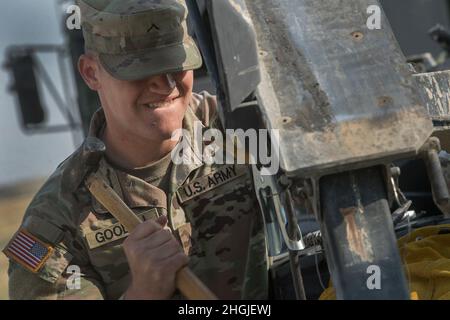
top-left (433, 77), bottom-right (443, 99)
top-left (340, 206), bottom-right (374, 262)
top-left (425, 87), bottom-right (434, 101)
top-left (415, 71), bottom-right (450, 120)
top-left (230, 0), bottom-right (252, 25)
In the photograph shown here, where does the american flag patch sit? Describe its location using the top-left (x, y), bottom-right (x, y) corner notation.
top-left (3, 230), bottom-right (53, 273)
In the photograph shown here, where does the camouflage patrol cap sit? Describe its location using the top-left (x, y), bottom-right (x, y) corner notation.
top-left (77, 0), bottom-right (203, 81)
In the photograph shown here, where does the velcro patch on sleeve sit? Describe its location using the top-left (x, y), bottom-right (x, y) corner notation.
top-left (177, 165), bottom-right (247, 203)
top-left (39, 246), bottom-right (73, 283)
top-left (3, 229), bottom-right (54, 273)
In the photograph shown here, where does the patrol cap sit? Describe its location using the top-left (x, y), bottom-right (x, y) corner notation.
top-left (77, 0), bottom-right (203, 81)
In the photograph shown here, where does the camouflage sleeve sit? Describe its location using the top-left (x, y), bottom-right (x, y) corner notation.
top-left (5, 166), bottom-right (106, 300)
top-left (6, 213), bottom-right (106, 300)
top-left (8, 260), bottom-right (104, 300)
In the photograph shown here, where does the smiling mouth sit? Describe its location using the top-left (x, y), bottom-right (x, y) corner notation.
top-left (142, 98), bottom-right (177, 110)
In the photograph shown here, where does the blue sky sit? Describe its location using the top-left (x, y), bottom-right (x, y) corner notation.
top-left (0, 0), bottom-right (79, 186)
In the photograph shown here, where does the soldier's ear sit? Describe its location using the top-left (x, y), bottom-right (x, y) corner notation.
top-left (78, 53), bottom-right (101, 91)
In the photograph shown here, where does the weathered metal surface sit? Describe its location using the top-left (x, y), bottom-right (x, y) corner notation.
top-left (243, 0), bottom-right (433, 177)
top-left (193, 0), bottom-right (417, 300)
top-left (415, 70), bottom-right (450, 122)
top-left (340, 206), bottom-right (373, 262)
top-left (414, 71), bottom-right (450, 151)
top-left (320, 166), bottom-right (409, 299)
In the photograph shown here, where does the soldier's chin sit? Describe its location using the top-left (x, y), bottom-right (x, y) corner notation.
top-left (144, 123), bottom-right (180, 141)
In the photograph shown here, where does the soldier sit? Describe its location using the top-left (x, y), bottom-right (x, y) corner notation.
top-left (3, 0), bottom-right (268, 300)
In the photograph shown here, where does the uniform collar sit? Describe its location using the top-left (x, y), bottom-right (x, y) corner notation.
top-left (169, 105), bottom-right (205, 189)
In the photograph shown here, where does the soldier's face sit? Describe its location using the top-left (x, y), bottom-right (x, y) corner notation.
top-left (100, 68), bottom-right (194, 142)
top-left (105, 69), bottom-right (193, 141)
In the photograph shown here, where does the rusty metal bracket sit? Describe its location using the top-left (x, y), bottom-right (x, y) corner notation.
top-left (419, 137), bottom-right (450, 218)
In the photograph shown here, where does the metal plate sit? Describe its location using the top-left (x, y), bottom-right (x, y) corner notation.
top-left (244, 0), bottom-right (433, 177)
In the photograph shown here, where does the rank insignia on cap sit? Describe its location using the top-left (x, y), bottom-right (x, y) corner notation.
top-left (3, 230), bottom-right (53, 273)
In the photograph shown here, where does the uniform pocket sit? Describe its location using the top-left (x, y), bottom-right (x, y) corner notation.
top-left (180, 167), bottom-right (255, 250)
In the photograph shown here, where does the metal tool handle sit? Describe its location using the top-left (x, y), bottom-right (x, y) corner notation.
top-left (420, 137), bottom-right (450, 218)
top-left (86, 172), bottom-right (218, 300)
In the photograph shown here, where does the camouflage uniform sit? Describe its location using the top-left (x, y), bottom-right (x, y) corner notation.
top-left (5, 92), bottom-right (269, 300)
top-left (4, 0), bottom-right (269, 300)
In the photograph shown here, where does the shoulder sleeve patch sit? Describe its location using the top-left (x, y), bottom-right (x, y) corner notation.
top-left (3, 229), bottom-right (73, 284)
top-left (3, 230), bottom-right (54, 273)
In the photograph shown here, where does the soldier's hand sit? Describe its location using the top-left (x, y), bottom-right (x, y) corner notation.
top-left (122, 216), bottom-right (189, 300)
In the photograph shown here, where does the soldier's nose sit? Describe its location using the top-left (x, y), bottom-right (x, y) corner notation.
top-left (147, 73), bottom-right (177, 96)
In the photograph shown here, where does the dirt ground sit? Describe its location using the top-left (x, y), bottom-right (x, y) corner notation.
top-left (0, 179), bottom-right (44, 300)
